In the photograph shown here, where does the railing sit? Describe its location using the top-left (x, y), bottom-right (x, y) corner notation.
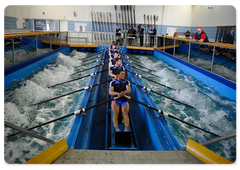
top-left (156, 35), bottom-right (236, 82)
top-left (4, 31), bottom-right (68, 68)
top-left (68, 31), bottom-right (158, 47)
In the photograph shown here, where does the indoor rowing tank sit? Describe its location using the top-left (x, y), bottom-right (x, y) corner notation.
top-left (4, 49), bottom-right (236, 163)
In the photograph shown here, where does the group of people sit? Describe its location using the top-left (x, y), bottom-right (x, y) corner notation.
top-left (115, 25), bottom-right (156, 47)
top-left (108, 42), bottom-right (131, 132)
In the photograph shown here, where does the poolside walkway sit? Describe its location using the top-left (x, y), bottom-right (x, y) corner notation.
top-left (53, 149), bottom-right (204, 164)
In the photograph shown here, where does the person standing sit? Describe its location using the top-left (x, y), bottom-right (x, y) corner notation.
top-left (185, 29), bottom-right (191, 38)
top-left (133, 27), bottom-right (137, 46)
top-left (128, 26), bottom-right (134, 45)
top-left (139, 25), bottom-right (144, 46)
top-left (226, 28), bottom-right (234, 44)
top-left (116, 25), bottom-right (122, 45)
top-left (149, 25), bottom-right (156, 47)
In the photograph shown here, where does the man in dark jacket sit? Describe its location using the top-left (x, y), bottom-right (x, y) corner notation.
top-left (139, 25), bottom-right (144, 46)
top-left (128, 26), bottom-right (134, 45)
top-left (133, 27), bottom-right (137, 46)
top-left (116, 25), bottom-right (122, 45)
top-left (226, 28), bottom-right (234, 44)
top-left (149, 25), bottom-right (156, 47)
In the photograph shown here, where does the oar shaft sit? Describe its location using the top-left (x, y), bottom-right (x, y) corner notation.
top-left (125, 69), bottom-right (174, 90)
top-left (82, 54), bottom-right (103, 62)
top-left (151, 89), bottom-right (195, 109)
top-left (168, 114), bottom-right (220, 137)
top-left (7, 96), bottom-right (118, 138)
top-left (48, 74), bottom-right (90, 88)
top-left (126, 96), bottom-right (220, 137)
top-left (120, 53), bottom-right (162, 74)
top-left (75, 60), bottom-right (98, 68)
top-left (6, 113), bottom-right (75, 138)
top-left (81, 52), bottom-right (101, 60)
top-left (128, 79), bottom-right (194, 109)
top-left (31, 88), bottom-right (85, 106)
top-left (130, 65), bottom-right (162, 79)
top-left (142, 76), bottom-right (174, 90)
top-left (48, 69), bottom-right (109, 88)
top-left (71, 64), bottom-right (102, 75)
top-left (32, 79), bottom-right (111, 106)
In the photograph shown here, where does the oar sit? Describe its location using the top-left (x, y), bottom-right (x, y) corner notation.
top-left (71, 63), bottom-right (104, 76)
top-left (127, 60), bottom-right (154, 71)
top-left (31, 79), bottom-right (111, 106)
top-left (82, 54), bottom-right (104, 63)
top-left (7, 96), bottom-right (120, 138)
top-left (81, 52), bottom-right (101, 60)
top-left (125, 58), bottom-right (144, 66)
top-left (22, 41), bottom-right (36, 50)
top-left (125, 69), bottom-right (175, 90)
top-left (125, 63), bottom-right (162, 79)
top-left (48, 69), bottom-right (109, 88)
top-left (74, 59), bottom-right (101, 68)
top-left (220, 57), bottom-right (236, 65)
top-left (121, 54), bottom-right (162, 73)
top-left (127, 79), bottom-right (195, 109)
top-left (82, 53), bottom-right (102, 60)
top-left (125, 95), bottom-right (220, 137)
top-left (124, 55), bottom-right (139, 63)
top-left (80, 53), bottom-right (109, 66)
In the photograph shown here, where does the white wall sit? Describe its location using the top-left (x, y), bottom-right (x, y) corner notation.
top-left (4, 5), bottom-right (236, 27)
top-left (163, 6), bottom-right (192, 26)
top-left (191, 5), bottom-right (236, 26)
top-left (4, 5), bottom-right (31, 18)
top-left (29, 5), bottom-right (92, 21)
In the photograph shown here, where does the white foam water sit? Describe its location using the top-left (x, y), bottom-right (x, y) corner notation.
top-left (4, 50), bottom-right (92, 164)
top-left (133, 54), bottom-right (236, 162)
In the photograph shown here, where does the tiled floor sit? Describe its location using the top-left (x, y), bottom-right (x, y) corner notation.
top-left (53, 149), bottom-right (204, 164)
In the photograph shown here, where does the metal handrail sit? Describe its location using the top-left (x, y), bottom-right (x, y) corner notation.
top-left (157, 35), bottom-right (236, 76)
top-left (4, 31), bottom-right (69, 68)
top-left (4, 121), bottom-right (56, 144)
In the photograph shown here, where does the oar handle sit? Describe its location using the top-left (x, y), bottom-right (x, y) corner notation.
top-left (124, 95), bottom-right (131, 99)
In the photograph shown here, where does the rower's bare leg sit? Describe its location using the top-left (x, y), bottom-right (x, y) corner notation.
top-left (122, 103), bottom-right (130, 131)
top-left (112, 102), bottom-right (120, 131)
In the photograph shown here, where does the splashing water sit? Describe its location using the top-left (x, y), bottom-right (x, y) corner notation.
top-left (4, 51), bottom-right (236, 163)
top-left (131, 54), bottom-right (236, 162)
top-left (4, 50), bottom-right (96, 164)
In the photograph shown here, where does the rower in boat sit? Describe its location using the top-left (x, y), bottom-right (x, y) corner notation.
top-left (109, 58), bottom-right (124, 79)
top-left (109, 51), bottom-right (121, 67)
top-left (109, 70), bottom-right (131, 132)
top-left (109, 46), bottom-right (118, 58)
top-left (109, 48), bottom-right (118, 58)
top-left (109, 41), bottom-right (115, 51)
